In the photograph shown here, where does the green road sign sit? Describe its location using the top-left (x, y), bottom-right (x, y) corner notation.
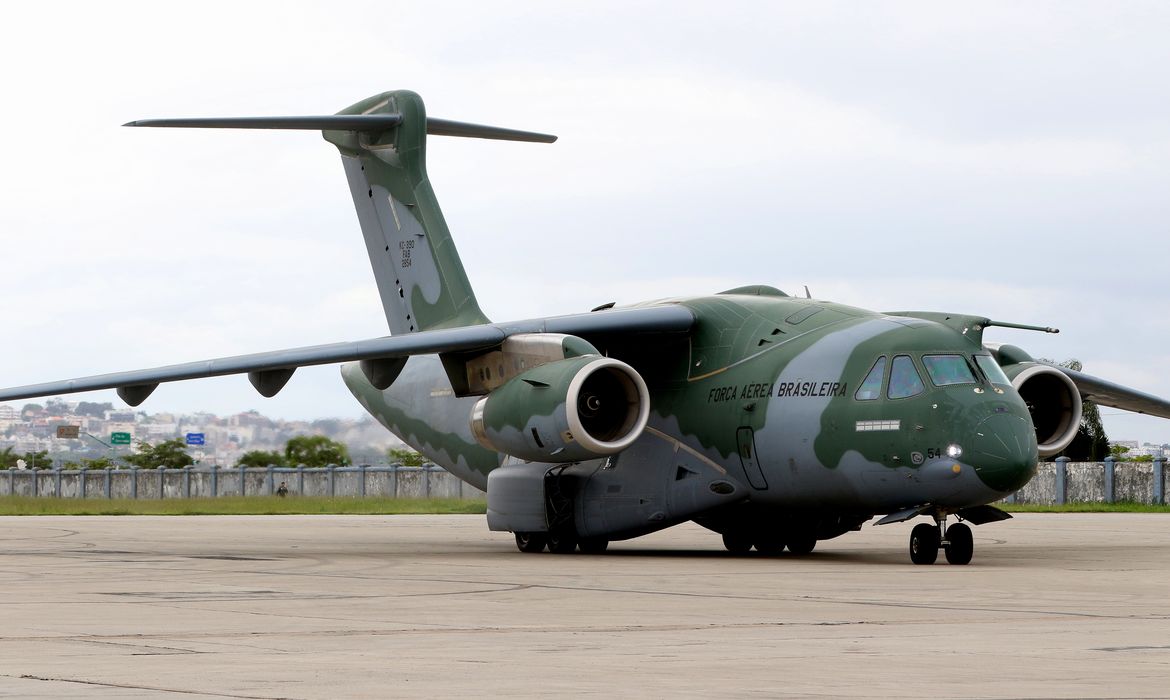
top-left (111, 432), bottom-right (131, 445)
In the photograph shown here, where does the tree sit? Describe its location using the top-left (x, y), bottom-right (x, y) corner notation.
top-left (1049, 359), bottom-right (1110, 461)
top-left (81, 457), bottom-right (117, 470)
top-left (284, 435), bottom-right (350, 467)
top-left (388, 447), bottom-right (425, 466)
top-left (75, 401), bottom-right (114, 418)
top-left (1108, 443), bottom-right (1131, 460)
top-left (1, 449), bottom-right (51, 469)
top-left (236, 450), bottom-right (284, 468)
top-left (123, 439), bottom-right (194, 469)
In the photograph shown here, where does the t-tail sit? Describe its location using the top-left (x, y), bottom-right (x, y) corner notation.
top-left (126, 90), bottom-right (556, 334)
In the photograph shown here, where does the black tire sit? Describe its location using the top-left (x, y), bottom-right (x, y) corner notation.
top-left (547, 533), bottom-right (578, 554)
top-left (578, 537), bottom-right (609, 554)
top-left (786, 530), bottom-right (817, 555)
top-left (909, 523), bottom-right (940, 565)
top-left (754, 533), bottom-right (786, 556)
top-left (722, 533), bottom-right (753, 554)
top-left (515, 532), bottom-right (548, 553)
top-left (944, 523), bottom-right (974, 565)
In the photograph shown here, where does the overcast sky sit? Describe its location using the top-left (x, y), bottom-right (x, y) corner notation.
top-left (2, 2), bottom-right (1168, 444)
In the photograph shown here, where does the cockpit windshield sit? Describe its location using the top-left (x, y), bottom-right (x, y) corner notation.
top-left (888, 355), bottom-right (925, 399)
top-left (922, 354), bottom-right (977, 386)
top-left (974, 354), bottom-right (1012, 386)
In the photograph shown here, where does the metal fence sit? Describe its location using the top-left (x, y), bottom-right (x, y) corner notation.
top-left (0, 464), bottom-right (485, 500)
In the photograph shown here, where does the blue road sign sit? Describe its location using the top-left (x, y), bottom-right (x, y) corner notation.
top-left (186, 432), bottom-right (205, 446)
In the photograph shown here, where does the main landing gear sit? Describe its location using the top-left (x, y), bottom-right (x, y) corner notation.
top-left (909, 515), bottom-right (973, 565)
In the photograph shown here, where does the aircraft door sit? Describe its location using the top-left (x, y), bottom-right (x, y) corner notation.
top-left (736, 427), bottom-right (769, 490)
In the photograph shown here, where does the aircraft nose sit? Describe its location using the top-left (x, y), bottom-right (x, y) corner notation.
top-left (967, 412), bottom-right (1039, 493)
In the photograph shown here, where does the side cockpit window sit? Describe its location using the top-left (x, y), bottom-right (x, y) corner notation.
top-left (975, 354), bottom-right (1012, 386)
top-left (888, 355), bottom-right (925, 399)
top-left (855, 356), bottom-right (887, 401)
top-left (922, 354), bottom-right (977, 386)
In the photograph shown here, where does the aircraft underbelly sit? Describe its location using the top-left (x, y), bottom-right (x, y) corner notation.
top-left (340, 355), bottom-right (497, 491)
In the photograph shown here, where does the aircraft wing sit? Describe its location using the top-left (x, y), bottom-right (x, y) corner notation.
top-left (1055, 365), bottom-right (1170, 419)
top-left (0, 305), bottom-right (694, 406)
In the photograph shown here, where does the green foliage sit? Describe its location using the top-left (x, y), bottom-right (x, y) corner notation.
top-left (20, 403), bottom-right (43, 418)
top-left (40, 457), bottom-right (115, 471)
top-left (1, 449), bottom-right (51, 470)
top-left (236, 450), bottom-right (285, 468)
top-left (388, 447), bottom-right (426, 466)
top-left (1108, 443), bottom-right (1132, 460)
top-left (1049, 359), bottom-right (1110, 461)
top-left (45, 399), bottom-right (70, 415)
top-left (284, 435), bottom-right (350, 467)
top-left (123, 438), bottom-right (194, 469)
top-left (1001, 501), bottom-right (1170, 513)
top-left (75, 401), bottom-right (114, 418)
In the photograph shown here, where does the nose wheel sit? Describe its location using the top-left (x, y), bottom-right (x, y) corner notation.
top-left (909, 515), bottom-right (973, 565)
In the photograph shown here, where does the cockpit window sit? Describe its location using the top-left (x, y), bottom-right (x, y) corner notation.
top-left (975, 354), bottom-right (1011, 386)
top-left (855, 356), bottom-right (887, 401)
top-left (922, 354), bottom-right (977, 386)
top-left (888, 355), bottom-right (925, 399)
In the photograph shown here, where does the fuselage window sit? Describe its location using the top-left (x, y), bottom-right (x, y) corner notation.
top-left (922, 354), bottom-right (977, 386)
top-left (855, 356), bottom-right (887, 401)
top-left (888, 355), bottom-right (925, 399)
top-left (975, 354), bottom-right (1012, 386)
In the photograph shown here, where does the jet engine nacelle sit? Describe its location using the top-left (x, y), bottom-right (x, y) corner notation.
top-left (1001, 362), bottom-right (1083, 458)
top-left (470, 355), bottom-right (650, 463)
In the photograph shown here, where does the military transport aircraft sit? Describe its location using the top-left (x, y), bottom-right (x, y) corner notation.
top-left (3, 90), bottom-right (1169, 565)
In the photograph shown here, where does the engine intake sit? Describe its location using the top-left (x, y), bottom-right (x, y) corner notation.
top-left (1004, 363), bottom-right (1083, 458)
top-left (470, 356), bottom-right (649, 463)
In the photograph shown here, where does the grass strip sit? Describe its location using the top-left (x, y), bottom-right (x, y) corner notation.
top-left (0, 496), bottom-right (487, 516)
top-left (1000, 502), bottom-right (1170, 514)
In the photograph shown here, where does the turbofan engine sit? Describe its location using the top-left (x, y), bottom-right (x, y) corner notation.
top-left (470, 355), bottom-right (650, 463)
top-left (1000, 360), bottom-right (1083, 458)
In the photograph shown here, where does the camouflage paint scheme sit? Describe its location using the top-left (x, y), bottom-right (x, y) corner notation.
top-left (345, 291), bottom-right (1036, 514)
top-left (323, 90), bottom-right (1038, 547)
top-left (7, 88), bottom-right (1168, 562)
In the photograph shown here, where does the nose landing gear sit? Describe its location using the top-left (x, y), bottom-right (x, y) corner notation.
top-left (909, 514), bottom-right (973, 565)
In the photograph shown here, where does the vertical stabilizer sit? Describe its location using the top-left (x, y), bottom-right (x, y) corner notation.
top-left (124, 90), bottom-right (555, 334)
top-left (324, 91), bottom-right (486, 333)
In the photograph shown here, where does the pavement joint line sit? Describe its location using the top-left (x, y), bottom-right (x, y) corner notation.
top-left (5, 673), bottom-right (291, 700)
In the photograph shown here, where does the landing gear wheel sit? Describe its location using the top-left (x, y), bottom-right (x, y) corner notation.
top-left (578, 537), bottom-right (609, 554)
top-left (515, 532), bottom-right (548, 553)
top-left (754, 534), bottom-right (786, 556)
top-left (722, 533), bottom-right (753, 554)
top-left (909, 523), bottom-right (940, 565)
top-left (944, 523), bottom-right (973, 565)
top-left (547, 533), bottom-right (578, 554)
top-left (786, 530), bottom-right (817, 555)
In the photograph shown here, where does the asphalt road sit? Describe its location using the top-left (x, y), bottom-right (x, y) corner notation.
top-left (1, 513), bottom-right (1168, 698)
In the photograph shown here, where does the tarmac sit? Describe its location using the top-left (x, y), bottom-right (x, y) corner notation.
top-left (1, 513), bottom-right (1168, 699)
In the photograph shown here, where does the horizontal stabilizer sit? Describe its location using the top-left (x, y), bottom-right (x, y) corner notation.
top-left (124, 115), bottom-right (556, 143)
